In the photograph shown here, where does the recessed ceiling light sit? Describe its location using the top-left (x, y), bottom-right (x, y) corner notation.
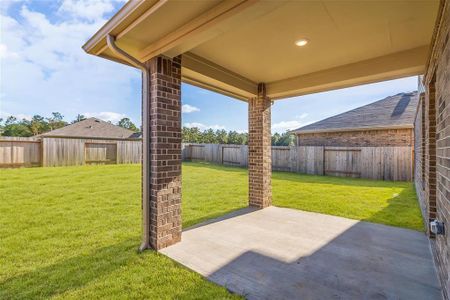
top-left (295, 39), bottom-right (309, 47)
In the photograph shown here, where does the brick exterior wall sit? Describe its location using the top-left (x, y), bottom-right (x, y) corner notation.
top-left (426, 82), bottom-right (438, 223)
top-left (433, 2), bottom-right (450, 294)
top-left (297, 128), bottom-right (414, 147)
top-left (415, 1), bottom-right (450, 297)
top-left (145, 55), bottom-right (182, 250)
top-left (414, 94), bottom-right (428, 226)
top-left (248, 84), bottom-right (272, 208)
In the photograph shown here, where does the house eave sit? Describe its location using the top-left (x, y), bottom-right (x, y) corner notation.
top-left (82, 0), bottom-right (164, 55)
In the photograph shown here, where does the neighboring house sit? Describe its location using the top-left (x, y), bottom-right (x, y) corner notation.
top-left (37, 118), bottom-right (141, 166)
top-left (0, 118), bottom-right (142, 168)
top-left (292, 92), bottom-right (419, 147)
top-left (39, 117), bottom-right (137, 139)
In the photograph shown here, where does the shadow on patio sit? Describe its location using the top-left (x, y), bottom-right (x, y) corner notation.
top-left (162, 206), bottom-right (442, 300)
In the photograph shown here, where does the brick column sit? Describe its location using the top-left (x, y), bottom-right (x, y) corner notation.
top-left (248, 83), bottom-right (272, 208)
top-left (144, 55), bottom-right (182, 250)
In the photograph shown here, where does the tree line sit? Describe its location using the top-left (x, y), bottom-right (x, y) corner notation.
top-left (0, 113), bottom-right (139, 137)
top-left (0, 113), bottom-right (295, 146)
top-left (182, 127), bottom-right (295, 146)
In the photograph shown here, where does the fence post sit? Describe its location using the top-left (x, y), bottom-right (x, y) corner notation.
top-left (40, 138), bottom-right (44, 167)
top-left (10, 141), bottom-right (13, 167)
top-left (288, 146), bottom-right (293, 172)
top-left (322, 146), bottom-right (326, 175)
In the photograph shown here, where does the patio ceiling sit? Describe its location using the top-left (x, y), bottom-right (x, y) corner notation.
top-left (83, 0), bottom-right (439, 100)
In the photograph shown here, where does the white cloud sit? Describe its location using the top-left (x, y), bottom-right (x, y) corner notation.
top-left (57, 0), bottom-right (122, 22)
top-left (296, 113), bottom-right (309, 119)
top-left (1, 3), bottom-right (139, 123)
top-left (15, 113), bottom-right (32, 120)
top-left (272, 120), bottom-right (305, 133)
top-left (0, 44), bottom-right (19, 59)
top-left (0, 111), bottom-right (32, 121)
top-left (182, 104), bottom-right (200, 113)
top-left (271, 112), bottom-right (312, 133)
top-left (184, 122), bottom-right (225, 131)
top-left (84, 112), bottom-right (127, 123)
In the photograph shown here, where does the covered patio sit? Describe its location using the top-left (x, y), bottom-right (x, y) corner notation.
top-left (83, 0), bottom-right (447, 298)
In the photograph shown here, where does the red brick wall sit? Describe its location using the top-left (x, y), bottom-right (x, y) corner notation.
top-left (425, 82), bottom-right (438, 223)
top-left (417, 1), bottom-right (450, 297)
top-left (433, 3), bottom-right (450, 294)
top-left (248, 84), bottom-right (272, 208)
top-left (145, 55), bottom-right (182, 250)
top-left (297, 128), bottom-right (414, 147)
top-left (414, 94), bottom-right (428, 226)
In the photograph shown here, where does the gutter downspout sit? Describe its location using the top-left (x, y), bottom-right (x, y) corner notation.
top-left (106, 34), bottom-right (151, 252)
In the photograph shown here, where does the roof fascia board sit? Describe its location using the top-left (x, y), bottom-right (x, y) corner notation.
top-left (267, 46), bottom-right (429, 100)
top-left (82, 0), bottom-right (160, 55)
top-left (92, 0), bottom-right (170, 57)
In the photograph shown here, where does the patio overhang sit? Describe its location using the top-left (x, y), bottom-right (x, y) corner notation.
top-left (82, 0), bottom-right (442, 251)
top-left (83, 0), bottom-right (439, 100)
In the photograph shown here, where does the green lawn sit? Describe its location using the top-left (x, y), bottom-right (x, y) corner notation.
top-left (273, 169), bottom-right (423, 231)
top-left (0, 162), bottom-right (423, 299)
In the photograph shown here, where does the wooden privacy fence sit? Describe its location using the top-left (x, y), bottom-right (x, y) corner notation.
top-left (183, 144), bottom-right (414, 181)
top-left (1, 138), bottom-right (413, 180)
top-left (0, 137), bottom-right (42, 168)
top-left (0, 137), bottom-right (141, 168)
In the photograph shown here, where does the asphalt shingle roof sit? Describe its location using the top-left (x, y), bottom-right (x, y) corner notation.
top-left (292, 92), bottom-right (419, 133)
top-left (40, 118), bottom-right (138, 139)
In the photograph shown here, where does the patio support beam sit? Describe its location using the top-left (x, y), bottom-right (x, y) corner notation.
top-left (248, 83), bottom-right (272, 208)
top-left (144, 54), bottom-right (183, 250)
top-left (182, 52), bottom-right (258, 101)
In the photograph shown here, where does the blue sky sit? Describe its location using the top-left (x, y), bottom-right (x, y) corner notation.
top-left (1, 0), bottom-right (418, 133)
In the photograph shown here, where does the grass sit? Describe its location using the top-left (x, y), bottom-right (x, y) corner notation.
top-left (0, 163), bottom-right (241, 300)
top-left (272, 170), bottom-right (423, 231)
top-left (0, 162), bottom-right (423, 299)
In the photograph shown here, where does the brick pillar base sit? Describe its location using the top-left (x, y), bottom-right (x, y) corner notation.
top-left (248, 83), bottom-right (272, 208)
top-left (144, 55), bottom-right (182, 250)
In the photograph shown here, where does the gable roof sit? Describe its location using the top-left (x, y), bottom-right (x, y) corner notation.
top-left (39, 118), bottom-right (138, 139)
top-left (292, 92), bottom-right (419, 134)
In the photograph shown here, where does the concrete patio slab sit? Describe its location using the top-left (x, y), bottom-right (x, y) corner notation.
top-left (161, 206), bottom-right (442, 300)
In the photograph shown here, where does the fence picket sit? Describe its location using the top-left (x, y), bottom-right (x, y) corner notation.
top-left (183, 143), bottom-right (413, 181)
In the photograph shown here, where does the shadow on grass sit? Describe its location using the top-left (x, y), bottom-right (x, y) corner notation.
top-left (0, 239), bottom-right (138, 299)
top-left (185, 206), bottom-right (258, 232)
top-left (361, 186), bottom-right (425, 232)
